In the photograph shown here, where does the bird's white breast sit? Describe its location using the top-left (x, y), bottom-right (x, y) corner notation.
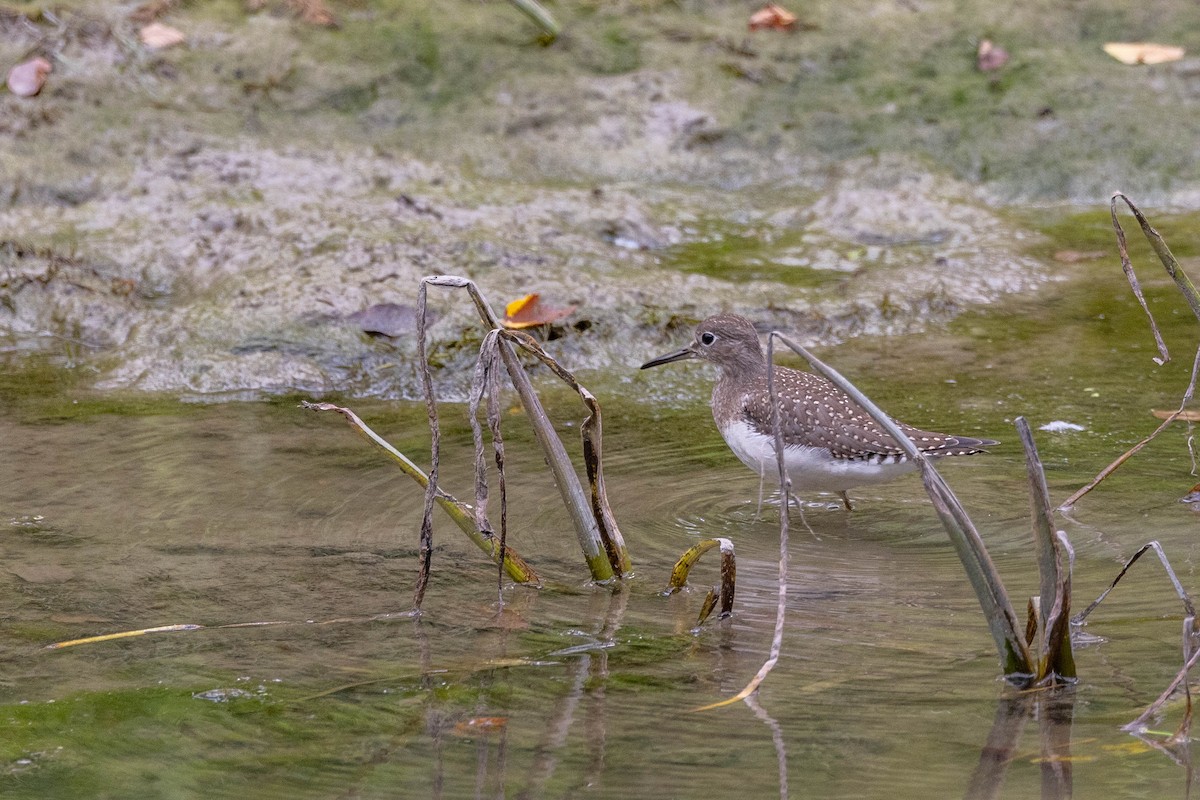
top-left (719, 419), bottom-right (917, 494)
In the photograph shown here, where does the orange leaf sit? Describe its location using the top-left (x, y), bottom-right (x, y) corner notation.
top-left (748, 3), bottom-right (796, 31)
top-left (6, 56), bottom-right (52, 97)
top-left (502, 293), bottom-right (575, 329)
top-left (1103, 42), bottom-right (1185, 65)
top-left (286, 0), bottom-right (337, 27)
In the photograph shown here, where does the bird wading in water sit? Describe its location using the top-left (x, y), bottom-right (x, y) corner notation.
top-left (640, 314), bottom-right (998, 510)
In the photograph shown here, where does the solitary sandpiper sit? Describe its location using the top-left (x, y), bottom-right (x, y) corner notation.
top-left (641, 314), bottom-right (997, 509)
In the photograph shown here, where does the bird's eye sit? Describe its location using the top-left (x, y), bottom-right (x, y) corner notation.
top-left (699, 332), bottom-right (716, 346)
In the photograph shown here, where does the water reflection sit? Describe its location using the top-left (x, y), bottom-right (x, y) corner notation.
top-left (3, 395), bottom-right (1200, 797)
top-left (965, 690), bottom-right (1075, 800)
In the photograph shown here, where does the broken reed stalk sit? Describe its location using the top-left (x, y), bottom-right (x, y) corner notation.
top-left (1061, 194), bottom-right (1200, 510)
top-left (302, 402), bottom-right (539, 584)
top-left (497, 329), bottom-right (631, 575)
top-left (1016, 416), bottom-right (1076, 682)
top-left (419, 276), bottom-right (626, 582)
top-left (507, 0), bottom-right (559, 41)
top-left (771, 332), bottom-right (1034, 677)
top-left (664, 537), bottom-right (736, 625)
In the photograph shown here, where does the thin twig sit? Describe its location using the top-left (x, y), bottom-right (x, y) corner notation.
top-left (302, 402), bottom-right (539, 583)
top-left (770, 332), bottom-right (1031, 676)
top-left (1075, 541), bottom-right (1196, 624)
top-left (486, 335), bottom-right (509, 607)
top-left (1110, 195), bottom-right (1170, 364)
top-left (1060, 343), bottom-right (1200, 510)
top-left (693, 334), bottom-right (790, 710)
top-left (1126, 645), bottom-right (1200, 732)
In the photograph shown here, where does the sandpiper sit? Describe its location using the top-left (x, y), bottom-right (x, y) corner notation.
top-left (640, 314), bottom-right (997, 509)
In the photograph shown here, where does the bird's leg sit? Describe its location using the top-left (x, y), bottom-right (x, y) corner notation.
top-left (838, 491), bottom-right (854, 511)
top-left (755, 465), bottom-right (767, 518)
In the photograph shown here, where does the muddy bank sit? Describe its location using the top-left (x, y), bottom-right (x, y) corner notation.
top-left (2, 0), bottom-right (1192, 399)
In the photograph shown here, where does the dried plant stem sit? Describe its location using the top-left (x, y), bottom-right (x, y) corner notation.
top-left (1059, 343), bottom-right (1200, 510)
top-left (1074, 540), bottom-right (1195, 625)
top-left (771, 332), bottom-right (1032, 677)
top-left (507, 0), bottom-right (559, 40)
top-left (1112, 192), bottom-right (1200, 326)
top-left (1064, 196), bottom-right (1200, 509)
top-left (1126, 644), bottom-right (1200, 733)
top-left (304, 407), bottom-right (540, 582)
top-left (413, 282), bottom-right (439, 610)
top-left (693, 335), bottom-right (791, 710)
top-left (1016, 417), bottom-right (1075, 682)
top-left (498, 329), bottom-right (630, 575)
top-left (302, 402), bottom-right (539, 584)
top-left (422, 276), bottom-right (619, 581)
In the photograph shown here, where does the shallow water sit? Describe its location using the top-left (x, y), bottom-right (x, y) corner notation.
top-left (4, 260), bottom-right (1200, 798)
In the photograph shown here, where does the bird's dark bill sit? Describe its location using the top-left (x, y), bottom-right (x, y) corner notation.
top-left (640, 347), bottom-right (695, 369)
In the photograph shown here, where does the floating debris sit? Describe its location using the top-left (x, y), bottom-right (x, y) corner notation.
top-left (1039, 420), bottom-right (1086, 433)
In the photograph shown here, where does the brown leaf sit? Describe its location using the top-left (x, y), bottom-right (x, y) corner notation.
top-left (6, 56), bottom-right (52, 97)
top-left (1052, 249), bottom-right (1107, 263)
top-left (1103, 42), bottom-right (1185, 65)
top-left (977, 39), bottom-right (1009, 72)
top-left (451, 717), bottom-right (508, 737)
top-left (130, 0), bottom-right (176, 24)
top-left (1152, 409), bottom-right (1200, 421)
top-left (286, 0), bottom-right (337, 27)
top-left (345, 302), bottom-right (432, 338)
top-left (139, 22), bottom-right (186, 49)
top-left (748, 3), bottom-right (796, 31)
top-left (501, 293), bottom-right (576, 329)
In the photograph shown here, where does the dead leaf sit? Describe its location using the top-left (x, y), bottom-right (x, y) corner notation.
top-left (286, 0), bottom-right (337, 27)
top-left (748, 3), bottom-right (796, 31)
top-left (977, 39), bottom-right (1009, 72)
top-left (6, 56), bottom-right (52, 97)
top-left (9, 564), bottom-right (74, 584)
top-left (130, 0), bottom-right (176, 24)
top-left (451, 717), bottom-right (508, 737)
top-left (1053, 249), bottom-right (1107, 263)
top-left (501, 293), bottom-right (576, 329)
top-left (1103, 42), bottom-right (1185, 65)
top-left (140, 22), bottom-right (186, 49)
top-left (345, 302), bottom-right (432, 338)
top-left (1152, 409), bottom-right (1200, 421)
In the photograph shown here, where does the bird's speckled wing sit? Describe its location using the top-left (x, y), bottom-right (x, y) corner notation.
top-left (741, 367), bottom-right (996, 461)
